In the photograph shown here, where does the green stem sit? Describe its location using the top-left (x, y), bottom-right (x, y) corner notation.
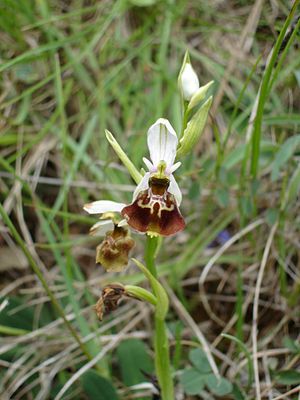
top-left (143, 237), bottom-right (174, 400)
top-left (154, 316), bottom-right (174, 400)
top-left (145, 236), bottom-right (159, 278)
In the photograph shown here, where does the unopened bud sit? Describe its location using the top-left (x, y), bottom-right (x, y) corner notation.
top-left (180, 63), bottom-right (199, 101)
top-left (178, 51), bottom-right (199, 101)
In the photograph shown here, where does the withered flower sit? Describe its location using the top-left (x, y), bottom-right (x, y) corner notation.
top-left (95, 283), bottom-right (155, 321)
top-left (95, 283), bottom-right (125, 321)
top-left (95, 225), bottom-right (135, 271)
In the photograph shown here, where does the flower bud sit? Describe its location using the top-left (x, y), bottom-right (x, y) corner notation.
top-left (96, 226), bottom-right (135, 271)
top-left (178, 51), bottom-right (199, 101)
top-left (180, 63), bottom-right (199, 101)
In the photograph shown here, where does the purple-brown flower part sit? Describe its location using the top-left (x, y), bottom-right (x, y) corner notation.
top-left (96, 226), bottom-right (135, 271)
top-left (121, 176), bottom-right (185, 236)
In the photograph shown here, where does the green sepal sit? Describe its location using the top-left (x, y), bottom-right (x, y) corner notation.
top-left (105, 129), bottom-right (142, 184)
top-left (177, 96), bottom-right (213, 158)
top-left (188, 80), bottom-right (214, 111)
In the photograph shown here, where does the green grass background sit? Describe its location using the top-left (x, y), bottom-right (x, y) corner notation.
top-left (0, 0), bottom-right (300, 399)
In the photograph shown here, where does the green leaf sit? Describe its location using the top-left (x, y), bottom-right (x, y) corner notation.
top-left (0, 296), bottom-right (34, 331)
top-left (80, 371), bottom-right (119, 400)
top-left (189, 348), bottom-right (212, 374)
top-left (240, 195), bottom-right (254, 218)
top-left (221, 333), bottom-right (253, 388)
top-left (231, 383), bottom-right (246, 400)
top-left (216, 188), bottom-right (229, 208)
top-left (188, 180), bottom-right (201, 200)
top-left (205, 374), bottom-right (233, 396)
top-left (282, 336), bottom-right (300, 353)
top-left (0, 324), bottom-right (29, 336)
top-left (274, 370), bottom-right (300, 385)
top-left (179, 368), bottom-right (205, 395)
top-left (266, 208), bottom-right (279, 226)
top-left (271, 135), bottom-right (300, 181)
top-left (116, 339), bottom-right (153, 386)
top-left (282, 163), bottom-right (300, 209)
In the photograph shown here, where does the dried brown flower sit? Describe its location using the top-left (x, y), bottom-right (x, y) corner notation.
top-left (95, 283), bottom-right (126, 321)
top-left (96, 226), bottom-right (135, 271)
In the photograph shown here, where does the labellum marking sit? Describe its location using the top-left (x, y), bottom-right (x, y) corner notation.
top-left (121, 176), bottom-right (185, 236)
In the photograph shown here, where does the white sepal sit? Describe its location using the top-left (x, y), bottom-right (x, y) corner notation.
top-left (83, 200), bottom-right (126, 214)
top-left (147, 118), bottom-right (178, 169)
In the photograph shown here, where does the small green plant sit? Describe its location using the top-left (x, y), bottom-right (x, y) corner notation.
top-left (179, 348), bottom-right (233, 397)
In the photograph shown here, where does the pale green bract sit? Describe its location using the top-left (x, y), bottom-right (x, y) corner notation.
top-left (125, 285), bottom-right (157, 306)
top-left (105, 129), bottom-right (142, 184)
top-left (187, 80), bottom-right (214, 111)
top-left (177, 96), bottom-right (213, 158)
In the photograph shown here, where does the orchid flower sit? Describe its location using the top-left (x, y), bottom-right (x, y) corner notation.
top-left (84, 118), bottom-right (185, 237)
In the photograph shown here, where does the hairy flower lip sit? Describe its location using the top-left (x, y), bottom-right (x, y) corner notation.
top-left (121, 176), bottom-right (185, 237)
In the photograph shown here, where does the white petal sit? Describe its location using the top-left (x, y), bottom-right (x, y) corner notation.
top-left (143, 157), bottom-right (155, 172)
top-left (90, 219), bottom-right (114, 236)
top-left (169, 174), bottom-right (182, 206)
top-left (147, 118), bottom-right (178, 169)
top-left (83, 200), bottom-right (126, 214)
top-left (180, 63), bottom-right (199, 101)
top-left (168, 161), bottom-right (181, 174)
top-left (133, 172), bottom-right (150, 201)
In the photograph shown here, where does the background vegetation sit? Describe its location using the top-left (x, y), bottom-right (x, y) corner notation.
top-left (0, 0), bottom-right (299, 399)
